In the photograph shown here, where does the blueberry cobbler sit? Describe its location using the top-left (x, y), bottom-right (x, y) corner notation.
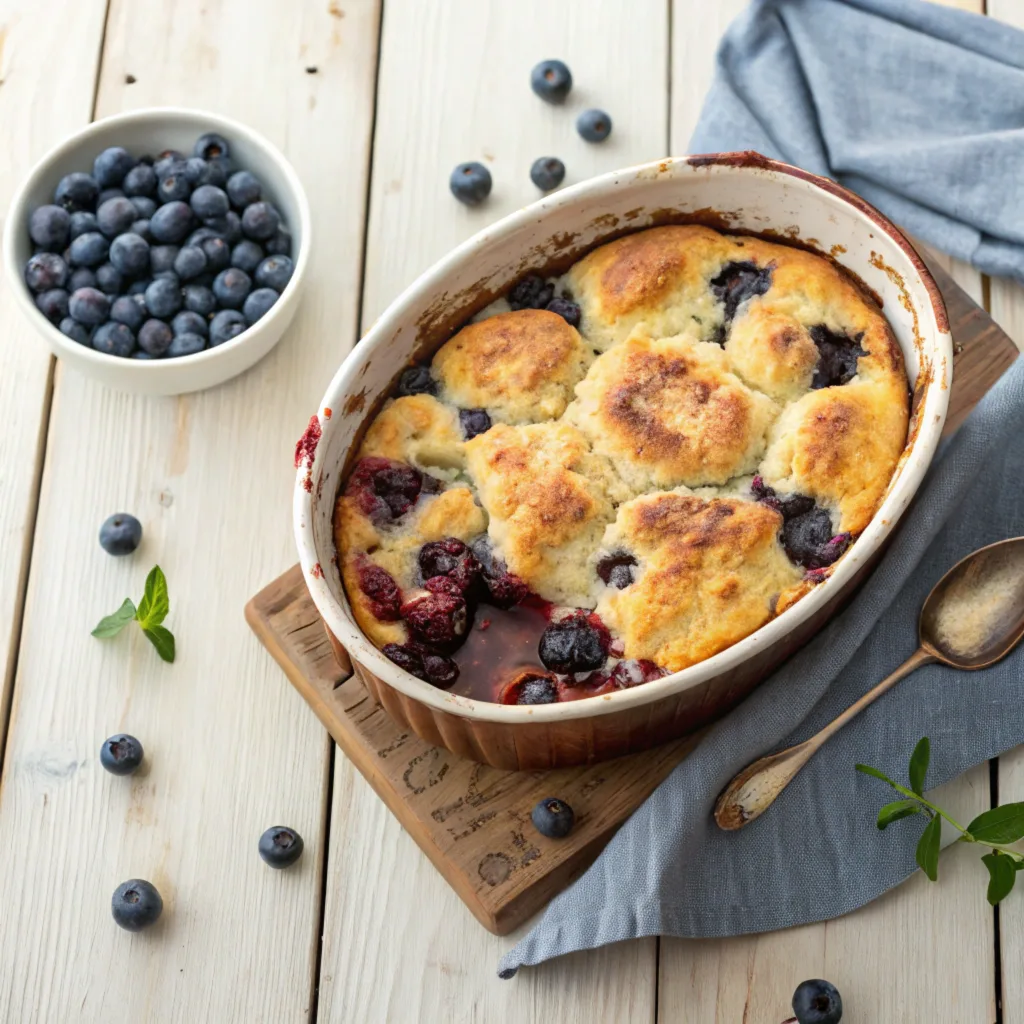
top-left (333, 225), bottom-right (910, 704)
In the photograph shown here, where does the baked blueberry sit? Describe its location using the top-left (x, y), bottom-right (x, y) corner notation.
top-left (546, 296), bottom-right (581, 327)
top-left (212, 267), bottom-right (251, 309)
top-left (531, 797), bottom-right (575, 839)
top-left (138, 319), bottom-right (174, 357)
top-left (810, 324), bottom-right (866, 389)
top-left (68, 231), bottom-right (110, 267)
top-left (508, 273), bottom-right (554, 310)
top-left (93, 146), bottom-right (135, 188)
top-left (144, 276), bottom-right (182, 319)
top-left (96, 196), bottom-right (138, 238)
top-left (500, 671), bottom-right (558, 705)
top-left (69, 286), bottom-right (110, 326)
top-left (792, 979), bottom-right (842, 1024)
top-left (382, 642), bottom-right (459, 688)
top-left (35, 288), bottom-right (69, 324)
top-left (530, 60), bottom-right (572, 103)
top-left (781, 506), bottom-right (851, 569)
top-left (150, 201), bottom-right (194, 244)
top-left (150, 244), bottom-right (180, 276)
top-left (157, 162), bottom-right (192, 203)
top-left (130, 196), bottom-right (157, 219)
top-left (709, 261), bottom-right (772, 322)
top-left (243, 287), bottom-right (278, 324)
top-left (167, 332), bottom-right (206, 358)
top-left (54, 171), bottom-right (99, 211)
top-left (231, 240), bottom-right (264, 274)
top-left (92, 321), bottom-right (135, 356)
top-left (100, 733), bottom-right (144, 775)
top-left (69, 211), bottom-right (99, 240)
top-left (111, 879), bottom-right (163, 931)
top-left (183, 283), bottom-right (217, 316)
top-left (596, 552), bottom-right (637, 589)
top-left (401, 583), bottom-right (469, 649)
top-left (173, 245), bottom-right (207, 281)
top-left (258, 826), bottom-right (304, 868)
top-left (24, 252), bottom-right (68, 293)
top-left (417, 538), bottom-right (481, 591)
top-left (194, 132), bottom-right (229, 161)
top-left (109, 232), bottom-right (151, 276)
top-left (529, 156), bottom-right (565, 191)
top-left (122, 163), bottom-right (157, 197)
top-left (459, 408), bottom-right (491, 439)
top-left (29, 204), bottom-right (71, 250)
top-left (190, 184), bottom-right (229, 220)
top-left (110, 295), bottom-right (146, 332)
top-left (576, 109), bottom-right (612, 142)
top-left (449, 162), bottom-right (492, 206)
top-left (357, 562), bottom-right (404, 620)
top-left (240, 201), bottom-right (280, 240)
top-left (254, 254), bottom-right (293, 291)
top-left (200, 236), bottom-right (231, 272)
top-left (209, 309), bottom-right (247, 346)
top-left (539, 615), bottom-right (606, 674)
top-left (347, 457), bottom-right (423, 525)
top-left (227, 170), bottom-right (261, 209)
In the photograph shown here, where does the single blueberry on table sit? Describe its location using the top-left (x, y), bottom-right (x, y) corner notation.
top-left (24, 252), bottom-right (68, 293)
top-left (190, 184), bottom-right (229, 220)
top-left (254, 254), bottom-right (293, 292)
top-left (546, 295), bottom-right (581, 327)
top-left (212, 267), bottom-right (251, 309)
top-left (109, 232), bottom-right (151, 277)
top-left (59, 317), bottom-right (91, 345)
top-left (68, 286), bottom-right (110, 326)
top-left (173, 245), bottom-right (208, 281)
top-left (29, 204), bottom-right (71, 250)
top-left (68, 231), bottom-right (110, 268)
top-left (530, 59), bottom-right (573, 103)
top-left (69, 211), bottom-right (99, 240)
top-left (395, 365), bottom-right (436, 397)
top-left (193, 132), bottom-right (230, 161)
top-left (171, 310), bottom-right (208, 338)
top-left (138, 318), bottom-right (174, 357)
top-left (209, 309), bottom-right (247, 346)
top-left (184, 156), bottom-right (226, 188)
top-left (200, 236), bottom-right (230, 272)
top-left (243, 287), bottom-right (279, 325)
top-left (130, 195), bottom-right (157, 219)
top-left (54, 171), bottom-right (99, 212)
top-left (111, 879), bottom-right (163, 931)
top-left (100, 733), bottom-right (144, 775)
top-left (35, 288), bottom-right (69, 324)
top-left (529, 156), bottom-right (565, 191)
top-left (167, 332), bottom-right (206, 358)
top-left (68, 267), bottom-right (96, 292)
top-left (449, 162), bottom-right (491, 206)
top-left (226, 170), bottom-right (261, 209)
top-left (95, 262), bottom-right (123, 295)
top-left (144, 276), bottom-right (182, 319)
top-left (183, 283), bottom-right (217, 317)
top-left (531, 797), bottom-right (575, 839)
top-left (203, 210), bottom-right (242, 244)
top-left (150, 201), bottom-right (194, 244)
top-left (258, 826), bottom-right (304, 869)
top-left (240, 200), bottom-right (280, 240)
top-left (110, 295), bottom-right (146, 332)
top-left (96, 187), bottom-right (125, 207)
top-left (264, 227), bottom-right (292, 256)
top-left (231, 239), bottom-right (264, 274)
top-left (150, 244), bottom-right (180, 276)
top-left (122, 162), bottom-right (157, 198)
top-left (792, 979), bottom-right (843, 1024)
top-left (93, 146), bottom-right (135, 188)
top-left (157, 163), bottom-right (192, 203)
top-left (92, 321), bottom-right (136, 357)
top-left (577, 108), bottom-right (612, 142)
top-left (96, 196), bottom-right (138, 238)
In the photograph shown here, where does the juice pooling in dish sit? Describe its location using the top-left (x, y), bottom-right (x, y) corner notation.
top-left (333, 225), bottom-right (910, 705)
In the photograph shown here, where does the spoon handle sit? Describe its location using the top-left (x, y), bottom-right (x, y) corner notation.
top-left (714, 646), bottom-right (937, 830)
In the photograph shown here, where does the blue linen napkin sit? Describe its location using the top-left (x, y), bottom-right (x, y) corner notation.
top-left (499, 0), bottom-right (1024, 977)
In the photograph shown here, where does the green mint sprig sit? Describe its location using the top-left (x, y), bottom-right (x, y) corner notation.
top-left (858, 738), bottom-right (1024, 905)
top-left (92, 565), bottom-right (176, 663)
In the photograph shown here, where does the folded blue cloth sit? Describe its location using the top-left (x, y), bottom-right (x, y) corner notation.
top-left (500, 0), bottom-right (1024, 977)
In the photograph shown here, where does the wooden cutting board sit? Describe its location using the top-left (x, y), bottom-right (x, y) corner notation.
top-left (245, 260), bottom-right (1017, 935)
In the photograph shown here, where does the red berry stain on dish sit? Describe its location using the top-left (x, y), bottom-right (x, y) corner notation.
top-left (323, 407), bottom-right (333, 419)
top-left (294, 415), bottom-right (322, 491)
top-left (310, 562), bottom-right (323, 579)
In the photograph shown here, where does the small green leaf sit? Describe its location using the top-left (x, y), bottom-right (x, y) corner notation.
top-left (856, 763), bottom-right (899, 786)
top-left (982, 853), bottom-right (1017, 905)
top-left (916, 814), bottom-right (942, 882)
top-left (877, 799), bottom-right (921, 830)
top-left (91, 598), bottom-right (137, 638)
top-left (908, 737), bottom-right (930, 796)
top-left (966, 803), bottom-right (1024, 845)
top-left (143, 625), bottom-right (175, 663)
top-left (136, 565), bottom-right (169, 629)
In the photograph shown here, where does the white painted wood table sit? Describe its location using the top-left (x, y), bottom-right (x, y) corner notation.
top-left (1, 1), bottom-right (1021, 1020)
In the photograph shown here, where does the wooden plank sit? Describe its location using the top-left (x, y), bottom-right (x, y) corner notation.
top-left (317, 1), bottom-right (667, 1019)
top-left (0, 2), bottom-right (380, 1020)
top-left (0, 0), bottom-right (110, 759)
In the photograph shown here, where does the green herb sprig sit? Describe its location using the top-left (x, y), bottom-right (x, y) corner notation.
top-left (92, 565), bottom-right (175, 663)
top-left (858, 738), bottom-right (1024, 905)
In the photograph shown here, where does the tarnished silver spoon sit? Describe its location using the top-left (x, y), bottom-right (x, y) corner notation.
top-left (715, 537), bottom-right (1024, 831)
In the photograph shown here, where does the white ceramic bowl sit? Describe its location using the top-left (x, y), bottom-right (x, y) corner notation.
top-left (293, 153), bottom-right (952, 769)
top-left (3, 107), bottom-right (310, 395)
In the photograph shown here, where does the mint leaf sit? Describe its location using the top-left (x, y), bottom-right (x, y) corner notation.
top-left (143, 625), bottom-right (175, 663)
top-left (92, 598), bottom-right (138, 638)
top-left (908, 737), bottom-right (930, 796)
top-left (136, 565), bottom-right (169, 629)
top-left (856, 764), bottom-right (899, 787)
top-left (966, 803), bottom-right (1024, 845)
top-left (983, 852), bottom-right (1017, 905)
top-left (916, 814), bottom-right (941, 882)
top-left (877, 799), bottom-right (921, 830)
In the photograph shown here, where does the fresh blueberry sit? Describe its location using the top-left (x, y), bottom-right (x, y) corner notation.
top-left (459, 408), bottom-right (491, 439)
top-left (109, 295), bottom-right (145, 332)
top-left (539, 615), bottom-right (606, 673)
top-left (184, 156), bottom-right (226, 188)
top-left (150, 244), bottom-right (180, 276)
top-left (97, 187), bottom-right (125, 207)
top-left (226, 170), bottom-right (261, 209)
top-left (254, 254), bottom-right (293, 292)
top-left (111, 879), bottom-right (163, 931)
top-left (69, 286), bottom-right (110, 325)
top-left (203, 210), bottom-right (242, 244)
top-left (96, 196), bottom-right (138, 238)
top-left (68, 231), bottom-right (110, 267)
top-left (242, 287), bottom-right (278, 325)
top-left (200, 236), bottom-right (230, 272)
top-left (153, 149), bottom-right (186, 177)
top-left (122, 163), bottom-right (157, 198)
top-left (35, 288), bottom-right (69, 323)
top-left (173, 245), bottom-right (207, 281)
top-left (209, 309), bottom-right (247, 346)
top-left (24, 252), bottom-right (69, 292)
top-left (395, 365), bottom-right (436, 396)
top-left (264, 227), bottom-right (292, 256)
top-left (29, 204), bottom-right (71, 250)
top-left (156, 162), bottom-right (192, 203)
top-left (530, 59), bottom-right (572, 103)
top-left (190, 184), bottom-right (229, 220)
top-left (529, 156), bottom-right (566, 191)
top-left (258, 825), bottom-right (304, 868)
top-left (240, 201), bottom-right (280, 240)
top-left (144, 276), bottom-right (182, 319)
top-left (132, 351), bottom-right (155, 360)
top-left (508, 273), bottom-right (554, 310)
top-left (130, 195), bottom-right (157, 219)
top-left (54, 171), bottom-right (99, 211)
top-left (59, 317), bottom-right (91, 345)
top-left (577, 108), bottom-right (612, 142)
top-left (449, 162), bottom-right (492, 206)
top-left (187, 226), bottom-right (220, 248)
top-left (167, 332), bottom-right (206, 358)
top-left (171, 310), bottom-right (208, 337)
top-left (130, 219), bottom-right (152, 242)
top-left (127, 278), bottom-right (152, 296)
top-left (99, 733), bottom-right (144, 775)
top-left (792, 980), bottom-right (842, 1024)
top-left (212, 267), bottom-right (251, 309)
top-left (230, 239), bottom-right (264, 274)
top-left (150, 201), bottom-right (194, 244)
top-left (531, 797), bottom-right (575, 839)
top-left (68, 267), bottom-right (97, 292)
top-left (138, 318), bottom-right (174, 357)
top-left (109, 232), bottom-right (151, 276)
top-left (92, 321), bottom-right (135, 357)
top-left (182, 283), bottom-right (217, 316)
top-left (546, 296), bottom-right (581, 327)
top-left (194, 132), bottom-right (230, 161)
top-left (93, 146), bottom-right (135, 188)
top-left (69, 211), bottom-right (99, 240)
top-left (95, 263), bottom-right (123, 295)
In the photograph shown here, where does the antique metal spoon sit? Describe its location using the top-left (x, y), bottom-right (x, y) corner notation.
top-left (715, 537), bottom-right (1024, 831)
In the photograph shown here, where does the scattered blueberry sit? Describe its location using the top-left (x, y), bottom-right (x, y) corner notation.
top-left (200, 236), bottom-right (230, 272)
top-left (92, 321), bottom-right (135, 356)
top-left (130, 195), bottom-right (157, 219)
top-left (209, 309), bottom-right (247, 346)
top-left (96, 196), bottom-right (138, 238)
top-left (190, 184), bottom-right (229, 220)
top-left (241, 201), bottom-right (280, 240)
top-left (231, 239), bottom-right (264, 274)
top-left (396, 365), bottom-right (437, 396)
top-left (69, 287), bottom-right (111, 326)
top-left (54, 171), bottom-right (99, 211)
top-left (109, 233), bottom-right (150, 276)
top-left (449, 162), bottom-right (492, 206)
top-left (254, 254), bottom-right (293, 292)
top-left (69, 211), bottom-right (99, 240)
top-left (792, 979), bottom-right (843, 1024)
top-left (171, 310), bottom-right (208, 338)
top-left (166, 332), bottom-right (206, 358)
top-left (459, 408), bottom-right (491, 439)
top-left (577, 108), bottom-right (612, 142)
top-left (530, 156), bottom-right (565, 191)
top-left (99, 733), bottom-right (144, 775)
top-left (546, 296), bottom-right (581, 327)
top-left (227, 170), bottom-right (261, 209)
top-left (138, 318), bottom-right (174, 357)
top-left (68, 267), bottom-right (97, 292)
top-left (183, 283), bottom-right (217, 316)
top-left (243, 287), bottom-right (279, 324)
top-left (144, 276), bottom-right (182, 319)
top-left (110, 295), bottom-right (146, 332)
top-left (93, 146), bottom-right (135, 188)
top-left (29, 205), bottom-right (70, 251)
top-left (150, 244), bottom-right (180, 276)
top-left (24, 252), bottom-right (68, 293)
top-left (173, 245), bottom-right (207, 280)
top-left (530, 59), bottom-right (573, 103)
top-left (156, 162), bottom-right (192, 203)
top-left (508, 273), bottom-right (554, 310)
top-left (122, 163), bottom-right (157, 198)
top-left (258, 826), bottom-right (304, 868)
top-left (531, 797), bottom-right (575, 839)
top-left (150, 201), bottom-right (194, 244)
top-left (59, 317), bottom-right (91, 345)
top-left (193, 132), bottom-right (229, 161)
top-left (68, 231), bottom-right (110, 267)
top-left (111, 879), bottom-right (163, 931)
top-left (96, 187), bottom-right (125, 207)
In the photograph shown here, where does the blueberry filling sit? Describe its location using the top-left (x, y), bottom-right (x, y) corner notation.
top-left (709, 260), bottom-right (772, 323)
top-left (346, 456), bottom-right (422, 524)
top-left (539, 614), bottom-right (608, 674)
top-left (357, 563), bottom-right (403, 621)
top-left (546, 295), bottom-right (581, 327)
top-left (382, 642), bottom-right (459, 688)
top-left (400, 579), bottom-right (469, 649)
top-left (596, 552), bottom-right (638, 589)
top-left (500, 670), bottom-right (559, 705)
top-left (471, 536), bottom-right (530, 608)
top-left (752, 475), bottom-right (852, 570)
top-left (809, 324), bottom-right (867, 389)
top-left (508, 273), bottom-right (554, 310)
top-left (459, 407), bottom-right (492, 439)
top-left (396, 365), bottom-right (438, 397)
top-left (418, 537), bottom-right (481, 591)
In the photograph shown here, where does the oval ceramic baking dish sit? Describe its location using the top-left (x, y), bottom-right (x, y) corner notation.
top-left (294, 152), bottom-right (952, 770)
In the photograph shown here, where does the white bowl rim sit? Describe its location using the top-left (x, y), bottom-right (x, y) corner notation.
top-left (2, 105), bottom-right (311, 381)
top-left (295, 152), bottom-right (953, 725)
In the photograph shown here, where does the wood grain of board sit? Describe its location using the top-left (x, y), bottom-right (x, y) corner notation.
top-left (0, 2), bottom-right (380, 1020)
top-left (316, 2), bottom-right (668, 1020)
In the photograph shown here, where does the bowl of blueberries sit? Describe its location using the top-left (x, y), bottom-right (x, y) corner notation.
top-left (3, 107), bottom-right (310, 395)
